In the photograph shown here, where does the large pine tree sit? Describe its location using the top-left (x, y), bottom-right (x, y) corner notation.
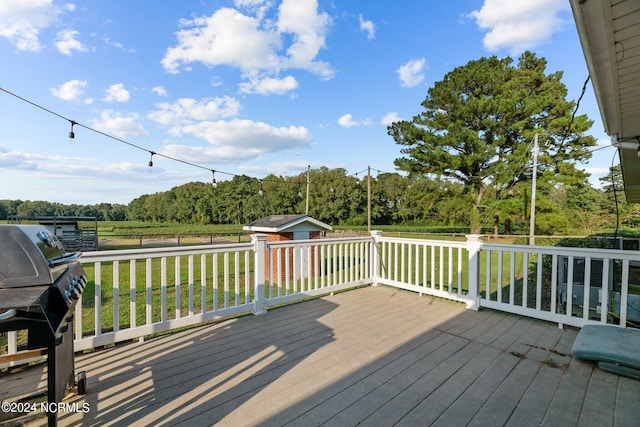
top-left (388, 51), bottom-right (596, 233)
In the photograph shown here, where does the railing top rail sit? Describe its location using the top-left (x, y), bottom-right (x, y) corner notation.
top-left (377, 235), bottom-right (468, 249)
top-left (266, 236), bottom-right (373, 248)
top-left (80, 241), bottom-right (254, 262)
top-left (481, 242), bottom-right (640, 260)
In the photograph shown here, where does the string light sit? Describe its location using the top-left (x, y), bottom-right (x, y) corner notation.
top-left (68, 120), bottom-right (76, 142)
top-left (0, 85), bottom-right (389, 189)
top-left (258, 180), bottom-right (263, 196)
top-left (211, 170), bottom-right (216, 187)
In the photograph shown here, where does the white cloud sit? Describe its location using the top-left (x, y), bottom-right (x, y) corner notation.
top-left (338, 113), bottom-right (357, 128)
top-left (238, 75), bottom-right (298, 95)
top-left (55, 29), bottom-right (86, 55)
top-left (380, 112), bottom-right (401, 125)
top-left (180, 119), bottom-right (311, 147)
top-left (277, 0), bottom-right (332, 77)
top-left (359, 14), bottom-right (375, 40)
top-left (238, 160), bottom-right (315, 176)
top-left (469, 0), bottom-right (570, 55)
top-left (161, 8), bottom-right (280, 74)
top-left (0, 0), bottom-right (59, 51)
top-left (161, 0), bottom-right (333, 91)
top-left (0, 146), bottom-right (38, 169)
top-left (151, 86), bottom-right (168, 97)
top-left (164, 118), bottom-right (312, 162)
top-left (234, 0), bottom-right (269, 8)
top-left (103, 83), bottom-right (130, 103)
top-left (91, 110), bottom-right (148, 138)
top-left (148, 96), bottom-right (241, 125)
top-left (397, 58), bottom-right (426, 88)
top-left (50, 79), bottom-right (89, 102)
top-left (338, 113), bottom-right (370, 128)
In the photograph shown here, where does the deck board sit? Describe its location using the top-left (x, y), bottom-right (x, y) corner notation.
top-left (1, 285), bottom-right (638, 426)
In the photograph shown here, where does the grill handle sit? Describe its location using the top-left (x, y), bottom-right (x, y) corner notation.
top-left (0, 309), bottom-right (17, 321)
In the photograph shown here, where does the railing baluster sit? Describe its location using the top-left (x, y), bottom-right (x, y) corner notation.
top-left (583, 256), bottom-right (592, 320)
top-left (130, 259), bottom-right (136, 329)
top-left (448, 246), bottom-right (453, 293)
top-left (223, 252), bottom-right (229, 308)
top-left (113, 261), bottom-right (119, 332)
top-left (189, 255), bottom-right (194, 316)
top-left (212, 253), bottom-right (219, 311)
top-left (457, 247), bottom-right (463, 295)
top-left (161, 257), bottom-right (167, 322)
top-left (522, 253), bottom-right (528, 307)
top-left (95, 261), bottom-right (102, 338)
top-left (245, 250), bottom-right (250, 305)
top-left (566, 255), bottom-right (574, 318)
top-left (620, 259), bottom-right (630, 325)
top-left (276, 247), bottom-right (282, 297)
top-left (235, 251), bottom-right (240, 307)
top-left (600, 258), bottom-right (609, 323)
top-left (423, 243), bottom-right (427, 289)
top-left (485, 250), bottom-right (491, 299)
top-left (509, 252), bottom-right (515, 305)
top-left (175, 256), bottom-right (181, 319)
top-left (536, 253), bottom-right (542, 311)
top-left (146, 258), bottom-right (152, 325)
top-left (551, 254), bottom-right (558, 315)
top-left (497, 251), bottom-right (503, 303)
top-left (438, 246), bottom-right (444, 291)
top-left (201, 254), bottom-right (207, 313)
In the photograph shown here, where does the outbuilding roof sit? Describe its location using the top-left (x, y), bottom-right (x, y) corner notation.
top-left (243, 214), bottom-right (332, 233)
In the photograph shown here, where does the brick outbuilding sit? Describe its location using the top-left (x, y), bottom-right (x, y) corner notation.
top-left (243, 215), bottom-right (332, 284)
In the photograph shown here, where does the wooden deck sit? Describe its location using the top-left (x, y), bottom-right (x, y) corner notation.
top-left (2, 285), bottom-right (640, 426)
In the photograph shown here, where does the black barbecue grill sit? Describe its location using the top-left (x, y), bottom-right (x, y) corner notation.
top-left (0, 224), bottom-right (87, 426)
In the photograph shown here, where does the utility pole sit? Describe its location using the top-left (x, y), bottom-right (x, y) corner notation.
top-left (305, 165), bottom-right (310, 215)
top-left (529, 134), bottom-right (539, 246)
top-left (367, 166), bottom-right (371, 232)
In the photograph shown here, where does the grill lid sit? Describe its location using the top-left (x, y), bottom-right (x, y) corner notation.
top-left (0, 225), bottom-right (75, 288)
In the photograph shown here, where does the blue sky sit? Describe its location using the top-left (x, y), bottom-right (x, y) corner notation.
top-left (0, 0), bottom-right (614, 205)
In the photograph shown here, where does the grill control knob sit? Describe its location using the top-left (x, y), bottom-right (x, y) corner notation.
top-left (76, 275), bottom-right (87, 289)
top-left (73, 281), bottom-right (83, 294)
top-left (69, 287), bottom-right (80, 300)
top-left (63, 289), bottom-right (72, 304)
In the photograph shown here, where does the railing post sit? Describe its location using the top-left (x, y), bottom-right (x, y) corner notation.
top-left (370, 230), bottom-right (382, 286)
top-left (252, 233), bottom-right (268, 315)
top-left (466, 234), bottom-right (483, 310)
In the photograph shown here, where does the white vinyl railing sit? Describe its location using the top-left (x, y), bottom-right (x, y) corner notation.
top-left (3, 232), bottom-right (640, 367)
top-left (73, 241), bottom-right (256, 351)
top-left (372, 233), bottom-right (473, 307)
top-left (477, 242), bottom-right (640, 328)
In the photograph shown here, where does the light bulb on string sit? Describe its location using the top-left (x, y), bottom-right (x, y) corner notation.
top-left (68, 120), bottom-right (76, 143)
top-left (211, 170), bottom-right (217, 187)
top-left (148, 151), bottom-right (155, 167)
top-left (258, 180), bottom-right (263, 196)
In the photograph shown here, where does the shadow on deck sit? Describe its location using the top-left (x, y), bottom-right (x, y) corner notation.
top-left (2, 286), bottom-right (639, 426)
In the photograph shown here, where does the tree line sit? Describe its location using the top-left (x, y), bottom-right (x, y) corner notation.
top-left (0, 164), bottom-right (637, 235)
top-left (0, 199), bottom-right (128, 221)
